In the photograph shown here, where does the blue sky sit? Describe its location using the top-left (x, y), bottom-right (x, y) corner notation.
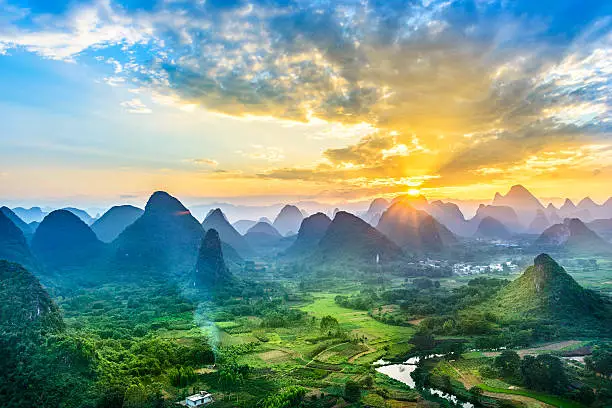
top-left (0, 0), bottom-right (610, 207)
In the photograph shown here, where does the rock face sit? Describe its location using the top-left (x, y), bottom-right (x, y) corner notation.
top-left (195, 229), bottom-right (232, 287)
top-left (284, 212), bottom-right (331, 257)
top-left (1, 206), bottom-right (32, 237)
top-left (314, 211), bottom-right (402, 264)
top-left (0, 210), bottom-right (36, 269)
top-left (491, 185), bottom-right (544, 225)
top-left (482, 254), bottom-right (610, 331)
top-left (31, 210), bottom-right (103, 269)
top-left (377, 201), bottom-right (456, 252)
top-left (474, 216), bottom-right (512, 240)
top-left (91, 205), bottom-right (143, 243)
top-left (114, 191), bottom-right (204, 274)
top-left (202, 208), bottom-right (252, 257)
top-left (532, 218), bottom-right (611, 254)
top-left (272, 205), bottom-right (304, 236)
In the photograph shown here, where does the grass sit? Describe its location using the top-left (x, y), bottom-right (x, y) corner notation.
top-left (477, 384), bottom-right (586, 408)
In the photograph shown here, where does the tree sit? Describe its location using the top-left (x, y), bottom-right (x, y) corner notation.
top-left (521, 355), bottom-right (568, 394)
top-left (585, 345), bottom-right (612, 377)
top-left (494, 350), bottom-right (521, 379)
top-left (344, 380), bottom-right (361, 402)
top-left (320, 315), bottom-right (339, 333)
top-left (361, 393), bottom-right (389, 408)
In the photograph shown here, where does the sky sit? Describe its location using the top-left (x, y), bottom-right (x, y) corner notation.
top-left (0, 0), bottom-right (611, 208)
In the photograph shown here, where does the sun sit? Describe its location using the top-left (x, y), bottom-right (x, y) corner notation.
top-left (407, 188), bottom-right (421, 196)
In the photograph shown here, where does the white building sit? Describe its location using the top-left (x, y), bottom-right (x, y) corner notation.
top-left (185, 391), bottom-right (213, 407)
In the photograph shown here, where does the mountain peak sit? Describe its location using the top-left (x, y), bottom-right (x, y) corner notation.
top-left (273, 204), bottom-right (304, 236)
top-left (202, 208), bottom-right (251, 257)
top-left (205, 208), bottom-right (228, 222)
top-left (145, 191), bottom-right (188, 214)
top-left (533, 253), bottom-right (558, 269)
top-left (195, 228), bottom-right (231, 287)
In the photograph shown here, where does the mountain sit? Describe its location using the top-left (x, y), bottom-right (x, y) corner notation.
top-left (195, 229), bottom-right (232, 287)
top-left (480, 254), bottom-right (610, 333)
top-left (272, 205), bottom-right (304, 236)
top-left (390, 194), bottom-right (429, 210)
top-left (1, 206), bottom-right (32, 237)
top-left (470, 204), bottom-right (522, 233)
top-left (233, 219), bottom-right (257, 235)
top-left (284, 212), bottom-right (331, 257)
top-left (11, 206), bottom-right (47, 223)
top-left (528, 209), bottom-right (550, 234)
top-left (313, 211), bottom-right (402, 264)
top-left (532, 218), bottom-right (611, 254)
top-left (244, 221), bottom-right (283, 246)
top-left (426, 200), bottom-right (467, 236)
top-left (62, 207), bottom-right (96, 225)
top-left (474, 216), bottom-right (512, 240)
top-left (113, 191), bottom-right (205, 275)
top-left (91, 205), bottom-right (143, 243)
top-left (0, 260), bottom-right (64, 335)
top-left (202, 209), bottom-right (252, 257)
top-left (545, 203), bottom-right (561, 224)
top-left (363, 198), bottom-right (390, 226)
top-left (587, 219), bottom-right (612, 241)
top-left (0, 210), bottom-right (36, 269)
top-left (491, 185), bottom-right (544, 225)
top-left (377, 201), bottom-right (456, 252)
top-left (31, 210), bottom-right (104, 270)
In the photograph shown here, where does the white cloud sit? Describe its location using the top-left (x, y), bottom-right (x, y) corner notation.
top-left (120, 98), bottom-right (152, 114)
top-left (236, 145), bottom-right (285, 162)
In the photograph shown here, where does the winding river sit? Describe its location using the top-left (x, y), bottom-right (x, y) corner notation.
top-left (374, 355), bottom-right (475, 408)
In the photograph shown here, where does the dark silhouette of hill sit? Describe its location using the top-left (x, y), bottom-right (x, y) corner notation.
top-left (1, 206), bottom-right (33, 237)
top-left (313, 211), bottom-right (402, 264)
top-left (202, 208), bottom-right (252, 257)
top-left (480, 254), bottom-right (611, 334)
top-left (113, 191), bottom-right (205, 275)
top-left (31, 210), bottom-right (104, 270)
top-left (474, 216), bottom-right (512, 240)
top-left (377, 201), bottom-right (456, 252)
top-left (244, 221), bottom-right (284, 249)
top-left (195, 229), bottom-right (232, 287)
top-left (532, 218), bottom-right (611, 255)
top-left (272, 205), bottom-right (304, 236)
top-left (91, 205), bottom-right (143, 243)
top-left (62, 207), bottom-right (96, 225)
top-left (284, 212), bottom-right (331, 257)
top-left (0, 210), bottom-right (37, 270)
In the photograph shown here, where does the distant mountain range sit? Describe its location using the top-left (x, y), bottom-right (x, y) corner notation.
top-left (531, 218), bottom-right (611, 255)
top-left (202, 209), bottom-right (252, 257)
top-left (91, 205), bottom-right (143, 243)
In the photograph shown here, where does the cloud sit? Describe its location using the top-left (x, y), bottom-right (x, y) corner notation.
top-left (120, 98), bottom-right (152, 114)
top-left (187, 158), bottom-right (219, 167)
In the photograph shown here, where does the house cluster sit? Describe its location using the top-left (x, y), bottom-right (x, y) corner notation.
top-left (177, 391), bottom-right (213, 407)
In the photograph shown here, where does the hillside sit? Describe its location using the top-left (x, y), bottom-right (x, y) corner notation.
top-left (377, 201), bottom-right (456, 252)
top-left (532, 218), bottom-right (611, 255)
top-left (479, 254), bottom-right (611, 334)
top-left (470, 204), bottom-right (522, 233)
top-left (283, 212), bottom-right (331, 257)
top-left (202, 208), bottom-right (252, 257)
top-left (195, 229), bottom-right (232, 287)
top-left (313, 211), bottom-right (402, 264)
top-left (91, 205), bottom-right (143, 243)
top-left (113, 191), bottom-right (205, 275)
top-left (1, 206), bottom-right (33, 237)
top-left (492, 184), bottom-right (544, 225)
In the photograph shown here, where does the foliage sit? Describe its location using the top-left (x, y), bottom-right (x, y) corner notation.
top-left (344, 380), bottom-right (361, 402)
top-left (520, 354), bottom-right (568, 394)
top-left (257, 386), bottom-right (307, 408)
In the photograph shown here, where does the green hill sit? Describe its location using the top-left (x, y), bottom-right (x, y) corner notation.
top-left (479, 254), bottom-right (611, 335)
top-left (0, 210), bottom-right (37, 271)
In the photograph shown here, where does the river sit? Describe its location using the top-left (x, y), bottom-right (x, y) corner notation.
top-left (375, 355), bottom-right (475, 408)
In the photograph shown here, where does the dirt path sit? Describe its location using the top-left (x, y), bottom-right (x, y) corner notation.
top-left (483, 340), bottom-right (583, 358)
top-left (348, 345), bottom-right (377, 363)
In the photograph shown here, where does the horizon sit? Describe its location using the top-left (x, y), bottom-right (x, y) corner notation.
top-left (1, 0), bottom-right (611, 205)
